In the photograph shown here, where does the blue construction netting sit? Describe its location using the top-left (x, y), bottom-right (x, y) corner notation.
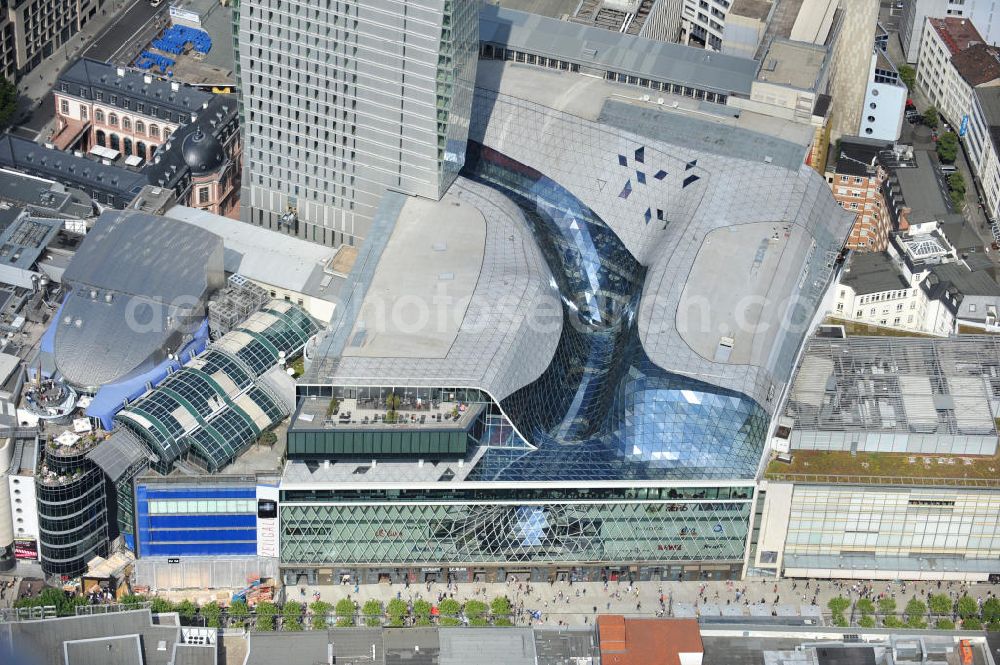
top-left (151, 24), bottom-right (212, 55)
top-left (134, 51), bottom-right (175, 72)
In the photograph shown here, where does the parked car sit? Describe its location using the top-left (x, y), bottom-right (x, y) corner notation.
top-left (939, 164), bottom-right (957, 174)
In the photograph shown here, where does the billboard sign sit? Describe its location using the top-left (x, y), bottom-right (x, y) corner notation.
top-left (14, 538), bottom-right (38, 560)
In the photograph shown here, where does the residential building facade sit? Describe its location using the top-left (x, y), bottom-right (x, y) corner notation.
top-left (916, 18), bottom-right (998, 129)
top-left (238, 0), bottom-right (479, 247)
top-left (967, 85), bottom-right (1000, 222)
top-left (826, 138), bottom-right (893, 251)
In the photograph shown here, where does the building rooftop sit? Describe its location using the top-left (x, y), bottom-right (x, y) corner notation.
top-left (928, 17), bottom-right (985, 56)
top-left (951, 43), bottom-right (1000, 87)
top-left (894, 151), bottom-right (952, 224)
top-left (840, 252), bottom-right (908, 295)
top-left (53, 210), bottom-right (225, 389)
top-left (599, 617), bottom-right (702, 665)
top-left (59, 58), bottom-right (215, 122)
top-left (303, 179), bottom-right (561, 405)
top-left (0, 610), bottom-right (213, 665)
top-left (756, 39), bottom-right (829, 91)
top-left (162, 205), bottom-right (345, 304)
top-left (731, 0), bottom-right (773, 21)
top-left (479, 4), bottom-right (759, 96)
top-left (0, 134), bottom-right (148, 201)
top-left (495, 0), bottom-right (579, 19)
top-left (929, 262), bottom-right (1000, 297)
top-left (244, 627), bottom-right (589, 665)
top-left (832, 137), bottom-right (894, 178)
top-left (781, 335), bottom-right (1000, 446)
top-left (0, 170), bottom-right (95, 219)
top-left (789, 0), bottom-right (838, 45)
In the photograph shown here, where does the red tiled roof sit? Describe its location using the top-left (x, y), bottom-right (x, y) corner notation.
top-left (929, 17), bottom-right (985, 55)
top-left (952, 43), bottom-right (1000, 86)
top-left (598, 616), bottom-right (704, 665)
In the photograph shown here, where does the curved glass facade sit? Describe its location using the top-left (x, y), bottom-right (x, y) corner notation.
top-left (36, 443), bottom-right (109, 577)
top-left (462, 144), bottom-right (767, 481)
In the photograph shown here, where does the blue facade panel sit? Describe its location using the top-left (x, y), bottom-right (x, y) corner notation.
top-left (135, 482), bottom-right (258, 558)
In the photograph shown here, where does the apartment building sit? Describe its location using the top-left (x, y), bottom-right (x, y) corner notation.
top-left (827, 138), bottom-right (893, 251)
top-left (238, 0), bottom-right (479, 247)
top-left (681, 0), bottom-right (732, 50)
top-left (0, 0), bottom-right (106, 81)
top-left (916, 17), bottom-right (998, 129)
top-left (861, 48), bottom-right (906, 141)
top-left (827, 0), bottom-right (880, 139)
top-left (900, 0), bottom-right (972, 63)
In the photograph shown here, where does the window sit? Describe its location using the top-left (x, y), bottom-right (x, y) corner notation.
top-left (109, 113), bottom-right (118, 127)
top-left (135, 120), bottom-right (145, 134)
top-left (95, 109), bottom-right (104, 123)
top-left (123, 117), bottom-right (131, 130)
top-left (198, 186), bottom-right (210, 204)
top-left (59, 99), bottom-right (69, 114)
top-left (149, 124), bottom-right (160, 138)
top-left (970, 304), bottom-right (977, 312)
top-left (80, 106), bottom-right (88, 121)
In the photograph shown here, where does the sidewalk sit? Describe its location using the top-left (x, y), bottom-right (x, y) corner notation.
top-left (285, 577), bottom-right (1000, 628)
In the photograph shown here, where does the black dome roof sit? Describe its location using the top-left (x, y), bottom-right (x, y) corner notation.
top-left (180, 128), bottom-right (225, 174)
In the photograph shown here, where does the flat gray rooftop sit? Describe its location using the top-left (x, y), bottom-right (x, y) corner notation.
top-left (757, 39), bottom-right (828, 90)
top-left (731, 0), bottom-right (773, 20)
top-left (480, 4), bottom-right (758, 95)
top-left (679, 223), bottom-right (816, 367)
top-left (344, 193), bottom-right (486, 359)
top-left (64, 634), bottom-right (143, 665)
top-left (495, 0), bottom-right (579, 18)
top-left (895, 151), bottom-right (951, 223)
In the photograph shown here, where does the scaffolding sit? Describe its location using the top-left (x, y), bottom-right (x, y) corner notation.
top-left (207, 274), bottom-right (269, 340)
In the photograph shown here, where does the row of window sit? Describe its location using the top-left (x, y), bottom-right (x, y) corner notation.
top-left (146, 499), bottom-right (257, 515)
top-left (59, 99), bottom-right (171, 139)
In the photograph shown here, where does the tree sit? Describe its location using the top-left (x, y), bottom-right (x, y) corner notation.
top-left (937, 131), bottom-right (959, 164)
top-left (363, 599), bottom-right (384, 627)
top-left (150, 597), bottom-right (174, 615)
top-left (282, 601), bottom-right (303, 631)
top-left (387, 598), bottom-right (407, 627)
top-left (336, 598), bottom-right (356, 627)
top-left (957, 595), bottom-right (979, 620)
top-left (928, 593), bottom-right (952, 616)
top-left (924, 106), bottom-right (939, 129)
top-left (898, 64), bottom-right (916, 91)
top-left (14, 587), bottom-right (85, 617)
top-left (438, 598), bottom-right (462, 626)
top-left (883, 615), bottom-right (905, 628)
top-left (905, 598), bottom-right (927, 621)
top-left (833, 615), bottom-right (849, 627)
top-left (0, 77), bottom-right (15, 129)
top-left (963, 617), bottom-right (983, 630)
top-left (254, 601), bottom-right (277, 632)
top-left (120, 594), bottom-right (146, 609)
top-left (935, 618), bottom-right (955, 630)
top-left (465, 600), bottom-right (489, 627)
top-left (858, 616), bottom-right (876, 628)
top-left (856, 598), bottom-right (875, 616)
top-left (828, 596), bottom-right (850, 614)
top-left (201, 601), bottom-right (222, 629)
top-left (491, 596), bottom-right (512, 624)
top-left (413, 599), bottom-right (433, 626)
top-left (878, 597), bottom-right (897, 615)
top-left (175, 599), bottom-right (197, 623)
top-left (982, 597), bottom-right (1000, 623)
top-left (310, 600), bottom-right (331, 630)
top-left (229, 600), bottom-right (249, 628)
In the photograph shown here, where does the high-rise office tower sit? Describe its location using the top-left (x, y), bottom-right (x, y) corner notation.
top-left (238, 0), bottom-right (479, 247)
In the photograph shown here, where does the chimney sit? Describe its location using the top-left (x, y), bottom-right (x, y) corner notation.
top-left (143, 74), bottom-right (152, 84)
top-left (116, 67), bottom-right (125, 77)
top-left (171, 81), bottom-right (180, 92)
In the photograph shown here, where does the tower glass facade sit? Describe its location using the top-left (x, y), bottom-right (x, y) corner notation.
top-left (239, 0), bottom-right (478, 246)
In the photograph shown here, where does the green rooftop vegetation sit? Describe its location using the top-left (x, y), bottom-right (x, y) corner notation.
top-left (766, 449), bottom-right (1000, 486)
top-left (824, 317), bottom-right (936, 339)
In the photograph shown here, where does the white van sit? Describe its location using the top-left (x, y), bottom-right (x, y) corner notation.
top-left (940, 164), bottom-right (957, 174)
